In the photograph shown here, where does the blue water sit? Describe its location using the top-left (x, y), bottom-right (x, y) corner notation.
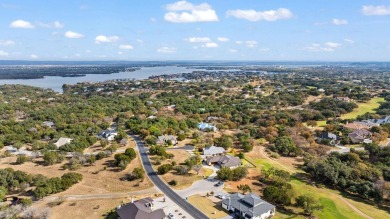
top-left (0, 66), bottom-right (194, 92)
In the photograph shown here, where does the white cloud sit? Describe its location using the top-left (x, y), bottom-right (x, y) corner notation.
top-left (95, 35), bottom-right (119, 44)
top-left (0, 40), bottom-right (16, 46)
top-left (119, 44), bottom-right (134, 50)
top-left (217, 37), bottom-right (230, 42)
top-left (246, 40), bottom-right (258, 48)
top-left (157, 46), bottom-right (177, 53)
top-left (226, 8), bottom-right (293, 22)
top-left (202, 42), bottom-right (218, 48)
top-left (229, 49), bottom-right (237, 53)
top-left (362, 5), bottom-right (390, 16)
top-left (235, 41), bottom-right (243, 44)
top-left (64, 31), bottom-right (84, 39)
top-left (9, 20), bottom-right (35, 28)
top-left (332, 18), bottom-right (348, 25)
top-left (344, 38), bottom-right (355, 44)
top-left (187, 37), bottom-right (211, 43)
top-left (0, 50), bottom-right (9, 57)
top-left (30, 54), bottom-right (38, 59)
top-left (38, 21), bottom-right (64, 29)
top-left (305, 42), bottom-right (341, 52)
top-left (164, 1), bottom-right (218, 23)
top-left (150, 17), bottom-right (157, 22)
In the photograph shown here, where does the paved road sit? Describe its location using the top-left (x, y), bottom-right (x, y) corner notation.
top-left (129, 134), bottom-right (209, 219)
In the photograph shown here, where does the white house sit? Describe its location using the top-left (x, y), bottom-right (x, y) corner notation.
top-left (203, 146), bottom-right (226, 157)
top-left (222, 193), bottom-right (275, 219)
top-left (54, 137), bottom-right (73, 148)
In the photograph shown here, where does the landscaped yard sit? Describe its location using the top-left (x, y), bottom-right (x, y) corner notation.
top-left (188, 194), bottom-right (229, 219)
top-left (341, 97), bottom-right (384, 119)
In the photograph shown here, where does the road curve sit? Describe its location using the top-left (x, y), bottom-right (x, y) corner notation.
top-left (129, 134), bottom-right (209, 219)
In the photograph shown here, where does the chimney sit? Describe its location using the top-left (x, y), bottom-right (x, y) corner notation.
top-left (131, 196), bottom-right (134, 203)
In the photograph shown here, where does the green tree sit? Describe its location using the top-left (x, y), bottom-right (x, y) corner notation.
top-left (130, 167), bottom-right (145, 180)
top-left (295, 194), bottom-right (323, 216)
top-left (16, 155), bottom-right (28, 164)
top-left (0, 186), bottom-right (8, 201)
top-left (237, 184), bottom-right (252, 194)
top-left (274, 136), bottom-right (300, 157)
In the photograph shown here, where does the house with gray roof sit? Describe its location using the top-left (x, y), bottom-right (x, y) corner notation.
top-left (197, 122), bottom-right (217, 132)
top-left (206, 155), bottom-right (241, 168)
top-left (203, 146), bottom-right (226, 157)
top-left (117, 197), bottom-right (165, 219)
top-left (54, 137), bottom-right (73, 149)
top-left (222, 193), bottom-right (275, 219)
top-left (317, 132), bottom-right (338, 145)
top-left (156, 135), bottom-right (178, 146)
top-left (348, 129), bottom-right (372, 144)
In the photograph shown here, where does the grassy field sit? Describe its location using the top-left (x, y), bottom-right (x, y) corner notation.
top-left (341, 97), bottom-right (384, 119)
top-left (246, 154), bottom-right (390, 219)
top-left (188, 194), bottom-right (229, 219)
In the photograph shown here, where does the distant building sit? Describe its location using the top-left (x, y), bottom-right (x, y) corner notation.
top-left (117, 197), bottom-right (165, 219)
top-left (156, 135), bottom-right (178, 146)
top-left (197, 122), bottom-right (217, 132)
top-left (98, 129), bottom-right (118, 141)
top-left (203, 146), bottom-right (226, 157)
top-left (348, 129), bottom-right (372, 144)
top-left (161, 105), bottom-right (175, 112)
top-left (206, 155), bottom-right (241, 168)
top-left (317, 132), bottom-right (338, 145)
top-left (54, 137), bottom-right (73, 148)
top-left (336, 97), bottom-right (352, 102)
top-left (344, 122), bottom-right (377, 130)
top-left (222, 193), bottom-right (275, 219)
top-left (363, 116), bottom-right (390, 125)
top-left (42, 121), bottom-right (55, 128)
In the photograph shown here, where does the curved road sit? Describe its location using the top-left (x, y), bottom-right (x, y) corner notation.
top-left (129, 134), bottom-right (209, 219)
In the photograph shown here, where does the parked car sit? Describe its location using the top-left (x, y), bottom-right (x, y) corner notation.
top-left (214, 181), bottom-right (224, 187)
top-left (168, 213), bottom-right (175, 219)
top-left (216, 193), bottom-right (226, 199)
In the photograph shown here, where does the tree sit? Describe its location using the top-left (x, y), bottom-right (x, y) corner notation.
top-left (43, 151), bottom-right (61, 165)
top-left (129, 167), bottom-right (145, 180)
top-left (0, 186), bottom-right (7, 201)
top-left (158, 164), bottom-right (173, 175)
top-left (192, 165), bottom-right (202, 175)
top-left (232, 167), bottom-right (248, 181)
top-left (217, 167), bottom-right (232, 181)
top-left (16, 155), bottom-right (28, 164)
top-left (274, 136), bottom-right (300, 157)
top-left (144, 135), bottom-right (157, 145)
top-left (237, 184), bottom-right (252, 194)
top-left (307, 120), bottom-right (318, 128)
top-left (263, 182), bottom-right (294, 205)
top-left (124, 148), bottom-right (136, 160)
top-left (295, 194), bottom-right (323, 216)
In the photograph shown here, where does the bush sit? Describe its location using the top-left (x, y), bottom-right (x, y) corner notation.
top-left (157, 164), bottom-right (173, 175)
top-left (169, 180), bottom-right (177, 186)
top-left (20, 198), bottom-right (33, 206)
top-left (16, 155), bottom-right (28, 164)
top-left (129, 167), bottom-right (145, 180)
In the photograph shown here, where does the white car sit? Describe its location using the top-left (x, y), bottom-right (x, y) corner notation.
top-left (216, 193), bottom-right (226, 199)
top-left (168, 213), bottom-right (175, 219)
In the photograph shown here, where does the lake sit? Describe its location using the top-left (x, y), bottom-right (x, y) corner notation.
top-left (0, 66), bottom-right (194, 92)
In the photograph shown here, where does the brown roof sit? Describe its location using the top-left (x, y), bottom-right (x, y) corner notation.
top-left (207, 155), bottom-right (241, 168)
top-left (344, 122), bottom-right (370, 130)
top-left (117, 198), bottom-right (165, 219)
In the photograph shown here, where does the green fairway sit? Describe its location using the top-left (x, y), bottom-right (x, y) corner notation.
top-left (341, 97), bottom-right (384, 119)
top-left (247, 156), bottom-right (390, 219)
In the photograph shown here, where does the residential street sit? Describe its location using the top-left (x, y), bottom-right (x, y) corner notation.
top-left (128, 134), bottom-right (209, 219)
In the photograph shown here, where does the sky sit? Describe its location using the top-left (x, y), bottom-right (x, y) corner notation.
top-left (1, 0), bottom-right (390, 61)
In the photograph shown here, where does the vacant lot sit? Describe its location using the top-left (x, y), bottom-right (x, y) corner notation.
top-left (341, 97), bottom-right (384, 119)
top-left (188, 194), bottom-right (229, 219)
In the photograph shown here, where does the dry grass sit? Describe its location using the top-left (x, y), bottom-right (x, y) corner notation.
top-left (188, 194), bottom-right (229, 219)
top-left (0, 139), bottom-right (152, 195)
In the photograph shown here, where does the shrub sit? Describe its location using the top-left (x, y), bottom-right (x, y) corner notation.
top-left (157, 164), bottom-right (173, 175)
top-left (169, 180), bottom-right (177, 186)
top-left (16, 155), bottom-right (28, 164)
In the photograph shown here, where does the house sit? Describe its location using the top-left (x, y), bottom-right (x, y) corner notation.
top-left (54, 137), bottom-right (73, 148)
top-left (197, 122), bottom-right (217, 132)
top-left (42, 121), bottom-right (55, 128)
top-left (363, 116), bottom-right (390, 125)
top-left (147, 115), bottom-right (157, 120)
top-left (206, 155), bottom-right (241, 168)
top-left (336, 97), bottom-right (352, 102)
top-left (317, 132), bottom-right (338, 145)
top-left (344, 122), bottom-right (375, 130)
top-left (203, 146), bottom-right (226, 157)
top-left (222, 193), bottom-right (275, 219)
top-left (348, 129), bottom-right (372, 144)
top-left (98, 129), bottom-right (118, 141)
top-left (117, 197), bottom-right (165, 219)
top-left (156, 135), bottom-right (177, 146)
top-left (161, 105), bottom-right (175, 112)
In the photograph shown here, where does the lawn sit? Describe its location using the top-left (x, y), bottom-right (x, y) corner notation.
top-left (341, 97), bottom-right (384, 119)
top-left (246, 155), bottom-right (389, 219)
top-left (187, 194), bottom-right (229, 219)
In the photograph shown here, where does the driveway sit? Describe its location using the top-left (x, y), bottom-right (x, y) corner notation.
top-left (175, 177), bottom-right (224, 199)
